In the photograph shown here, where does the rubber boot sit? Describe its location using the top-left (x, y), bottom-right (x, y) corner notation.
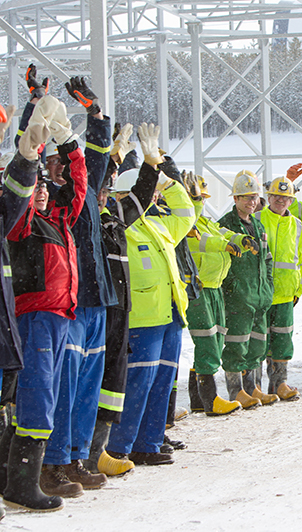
top-left (0, 406), bottom-right (7, 441)
top-left (267, 359), bottom-right (300, 401)
top-left (0, 424), bottom-right (15, 496)
top-left (242, 369), bottom-right (279, 406)
top-left (84, 419), bottom-right (134, 476)
top-left (188, 369), bottom-right (204, 413)
top-left (196, 374), bottom-right (241, 416)
top-left (225, 371), bottom-right (261, 409)
top-left (3, 434), bottom-right (64, 512)
top-left (166, 375), bottom-right (177, 428)
top-left (255, 363), bottom-right (262, 388)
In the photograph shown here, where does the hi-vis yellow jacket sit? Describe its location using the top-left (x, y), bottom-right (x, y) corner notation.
top-left (125, 181), bottom-right (195, 329)
top-left (289, 197), bottom-right (302, 220)
top-left (187, 214), bottom-right (246, 289)
top-left (255, 207), bottom-right (302, 304)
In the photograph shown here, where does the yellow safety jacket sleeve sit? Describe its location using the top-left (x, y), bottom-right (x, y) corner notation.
top-left (255, 207), bottom-right (302, 303)
top-left (289, 198), bottom-right (302, 220)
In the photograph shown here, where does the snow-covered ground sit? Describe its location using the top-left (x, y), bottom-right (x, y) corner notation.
top-left (2, 131), bottom-right (302, 530)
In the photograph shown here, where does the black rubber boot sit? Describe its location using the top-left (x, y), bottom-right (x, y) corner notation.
top-left (166, 386), bottom-right (177, 428)
top-left (3, 434), bottom-right (64, 512)
top-left (197, 374), bottom-right (241, 416)
top-left (242, 369), bottom-right (256, 396)
top-left (188, 369), bottom-right (204, 412)
top-left (0, 424), bottom-right (15, 496)
top-left (84, 419), bottom-right (112, 473)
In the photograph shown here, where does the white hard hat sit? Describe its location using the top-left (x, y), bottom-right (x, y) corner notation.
top-left (231, 170), bottom-right (260, 196)
top-left (113, 168), bottom-right (139, 192)
top-left (46, 140), bottom-right (59, 158)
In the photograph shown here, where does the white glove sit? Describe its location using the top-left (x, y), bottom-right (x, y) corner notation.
top-left (110, 123), bottom-right (136, 164)
top-left (0, 104), bottom-right (15, 144)
top-left (19, 95), bottom-right (60, 161)
top-left (137, 122), bottom-right (162, 166)
top-left (156, 171), bottom-right (174, 192)
top-left (49, 101), bottom-right (79, 145)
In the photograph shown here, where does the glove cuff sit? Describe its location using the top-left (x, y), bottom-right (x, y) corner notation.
top-left (87, 99), bottom-right (101, 116)
top-left (144, 154), bottom-right (163, 166)
top-left (58, 139), bottom-right (79, 164)
top-left (30, 87), bottom-right (46, 101)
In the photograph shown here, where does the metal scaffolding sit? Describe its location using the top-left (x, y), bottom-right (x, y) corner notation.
top-left (1, 0), bottom-right (302, 216)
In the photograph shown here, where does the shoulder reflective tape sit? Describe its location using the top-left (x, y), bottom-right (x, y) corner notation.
top-left (270, 325), bottom-right (294, 334)
top-left (5, 175), bottom-right (35, 198)
top-left (250, 330), bottom-right (267, 341)
top-left (142, 256), bottom-right (152, 269)
top-left (171, 207), bottom-right (195, 218)
top-left (273, 262), bottom-right (299, 270)
top-left (3, 265), bottom-right (12, 277)
top-left (225, 333), bottom-right (250, 343)
top-left (107, 253), bottom-right (128, 262)
top-left (190, 324), bottom-right (227, 337)
top-left (16, 426), bottom-right (52, 439)
top-left (149, 218), bottom-right (167, 232)
top-left (199, 233), bottom-right (209, 253)
top-left (117, 201), bottom-right (124, 223)
top-left (129, 191), bottom-right (144, 216)
top-left (98, 389), bottom-right (125, 412)
top-left (85, 141), bottom-right (111, 153)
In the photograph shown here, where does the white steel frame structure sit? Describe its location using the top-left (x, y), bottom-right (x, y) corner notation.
top-left (1, 0), bottom-right (302, 217)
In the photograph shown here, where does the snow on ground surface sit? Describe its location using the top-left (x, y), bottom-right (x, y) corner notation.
top-left (1, 304), bottom-right (302, 532)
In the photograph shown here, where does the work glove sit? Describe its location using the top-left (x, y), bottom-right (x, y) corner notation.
top-left (286, 163), bottom-right (302, 182)
top-left (0, 104), bottom-right (15, 144)
top-left (65, 76), bottom-right (101, 115)
top-left (19, 95), bottom-right (60, 161)
top-left (26, 64), bottom-right (49, 101)
top-left (187, 226), bottom-right (201, 241)
top-left (225, 242), bottom-right (242, 257)
top-left (137, 122), bottom-right (162, 167)
top-left (293, 296), bottom-right (299, 307)
top-left (49, 101), bottom-right (79, 145)
top-left (184, 171), bottom-right (202, 201)
top-left (110, 123), bottom-right (136, 164)
top-left (241, 236), bottom-right (259, 255)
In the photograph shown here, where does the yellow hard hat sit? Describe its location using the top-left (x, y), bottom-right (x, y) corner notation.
top-left (231, 170), bottom-right (260, 196)
top-left (265, 176), bottom-right (296, 198)
top-left (197, 175), bottom-right (211, 198)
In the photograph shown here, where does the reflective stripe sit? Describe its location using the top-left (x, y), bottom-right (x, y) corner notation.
top-left (142, 257), bottom-right (152, 269)
top-left (128, 359), bottom-right (178, 370)
top-left (199, 233), bottom-right (209, 253)
top-left (17, 129), bottom-right (24, 137)
top-left (129, 191), bottom-right (144, 216)
top-left (16, 426), bottom-right (51, 439)
top-left (225, 333), bottom-right (250, 343)
top-left (261, 241), bottom-right (267, 248)
top-left (85, 141), bottom-right (111, 154)
top-left (107, 253), bottom-right (128, 262)
top-left (219, 227), bottom-right (228, 235)
top-left (65, 343), bottom-right (105, 358)
top-left (230, 233), bottom-right (241, 243)
top-left (294, 217), bottom-right (302, 265)
top-left (3, 265), bottom-right (12, 277)
top-left (98, 389), bottom-right (125, 412)
top-left (250, 330), bottom-right (267, 341)
top-left (171, 206), bottom-right (195, 218)
top-left (103, 220), bottom-right (118, 230)
top-left (299, 202), bottom-right (302, 220)
top-left (117, 201), bottom-right (124, 223)
top-left (267, 252), bottom-right (273, 260)
top-left (149, 218), bottom-right (167, 233)
top-left (273, 262), bottom-right (299, 270)
top-left (190, 324), bottom-right (227, 337)
top-left (270, 325), bottom-right (294, 334)
top-left (254, 212), bottom-right (261, 220)
top-left (5, 174), bottom-right (35, 199)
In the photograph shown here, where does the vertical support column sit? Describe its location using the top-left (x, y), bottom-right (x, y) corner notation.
top-left (7, 12), bottom-right (18, 149)
top-left (187, 22), bottom-right (203, 175)
top-left (259, 1), bottom-right (272, 183)
top-left (90, 0), bottom-right (109, 115)
top-left (80, 0), bottom-right (86, 42)
top-left (36, 7), bottom-right (41, 49)
top-left (108, 60), bottom-right (115, 127)
top-left (156, 13), bottom-right (169, 152)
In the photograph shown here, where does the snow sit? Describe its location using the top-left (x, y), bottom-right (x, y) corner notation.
top-left (2, 131), bottom-right (302, 530)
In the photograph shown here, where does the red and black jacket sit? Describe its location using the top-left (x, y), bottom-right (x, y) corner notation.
top-left (8, 140), bottom-right (87, 319)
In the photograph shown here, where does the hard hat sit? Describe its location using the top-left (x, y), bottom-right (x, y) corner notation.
top-left (46, 139), bottom-right (59, 158)
top-left (231, 170), bottom-right (260, 196)
top-left (196, 175), bottom-right (211, 198)
top-left (264, 176), bottom-right (296, 198)
top-left (113, 168), bottom-right (139, 193)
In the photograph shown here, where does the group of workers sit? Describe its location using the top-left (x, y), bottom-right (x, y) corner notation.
top-left (0, 63), bottom-right (300, 520)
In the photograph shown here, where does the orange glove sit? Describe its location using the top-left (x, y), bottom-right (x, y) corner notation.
top-left (286, 163), bottom-right (302, 182)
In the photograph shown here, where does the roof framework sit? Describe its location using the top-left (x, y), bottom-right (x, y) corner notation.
top-left (1, 0), bottom-right (302, 217)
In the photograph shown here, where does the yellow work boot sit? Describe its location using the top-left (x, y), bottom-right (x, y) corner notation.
top-left (252, 386), bottom-right (279, 405)
top-left (236, 389), bottom-right (262, 409)
top-left (276, 382), bottom-right (300, 401)
top-left (97, 451), bottom-right (135, 476)
top-left (206, 395), bottom-right (241, 417)
top-left (174, 406), bottom-right (189, 422)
